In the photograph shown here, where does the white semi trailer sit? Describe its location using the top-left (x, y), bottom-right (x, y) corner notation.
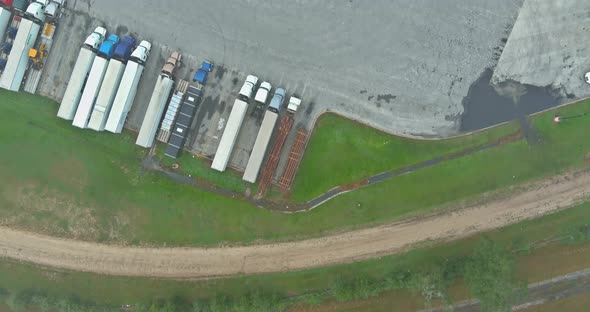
top-left (104, 40), bottom-right (151, 133)
top-left (72, 34), bottom-right (119, 128)
top-left (211, 99), bottom-right (249, 172)
top-left (57, 27), bottom-right (106, 120)
top-left (243, 110), bottom-right (278, 183)
top-left (87, 36), bottom-right (137, 131)
top-left (135, 51), bottom-right (180, 148)
top-left (86, 59), bottom-right (125, 130)
top-left (0, 7), bottom-right (11, 44)
top-left (0, 1), bottom-right (46, 91)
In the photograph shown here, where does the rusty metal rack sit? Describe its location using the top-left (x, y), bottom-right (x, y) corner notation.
top-left (278, 128), bottom-right (307, 190)
top-left (256, 116), bottom-right (294, 197)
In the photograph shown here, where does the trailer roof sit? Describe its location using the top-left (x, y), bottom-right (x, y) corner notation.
top-left (243, 111), bottom-right (279, 183)
top-left (165, 85), bottom-right (203, 158)
top-left (211, 99), bottom-right (249, 171)
top-left (135, 76), bottom-right (174, 148)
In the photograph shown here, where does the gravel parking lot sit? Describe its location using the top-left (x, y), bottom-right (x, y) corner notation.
top-left (40, 0), bottom-right (524, 137)
top-left (38, 0), bottom-right (589, 175)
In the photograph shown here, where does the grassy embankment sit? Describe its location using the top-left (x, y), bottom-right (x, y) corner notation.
top-left (1, 91), bottom-right (590, 246)
top-left (1, 197), bottom-right (590, 311)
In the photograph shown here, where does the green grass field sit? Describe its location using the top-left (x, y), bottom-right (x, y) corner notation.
top-left (155, 145), bottom-right (257, 195)
top-left (290, 113), bottom-right (519, 202)
top-left (316, 101), bottom-right (590, 220)
top-left (2, 196), bottom-right (590, 311)
top-left (1, 90), bottom-right (590, 246)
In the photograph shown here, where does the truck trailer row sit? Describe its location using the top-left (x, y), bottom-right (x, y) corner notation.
top-left (0, 1), bottom-right (45, 91)
top-left (57, 27), bottom-right (154, 138)
top-left (0, 0), bottom-right (64, 92)
top-left (46, 21), bottom-right (306, 186)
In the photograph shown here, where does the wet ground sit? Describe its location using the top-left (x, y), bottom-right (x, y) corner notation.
top-left (460, 69), bottom-right (562, 132)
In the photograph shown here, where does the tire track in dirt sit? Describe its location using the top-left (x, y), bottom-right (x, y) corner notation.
top-left (0, 169), bottom-right (589, 279)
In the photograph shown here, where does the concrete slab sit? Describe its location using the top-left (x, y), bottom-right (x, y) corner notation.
top-left (493, 0), bottom-right (590, 100)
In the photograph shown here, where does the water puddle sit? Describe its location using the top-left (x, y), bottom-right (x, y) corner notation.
top-left (460, 69), bottom-right (562, 132)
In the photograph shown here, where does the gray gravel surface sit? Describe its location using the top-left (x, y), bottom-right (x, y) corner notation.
top-left (44, 0), bottom-right (523, 138)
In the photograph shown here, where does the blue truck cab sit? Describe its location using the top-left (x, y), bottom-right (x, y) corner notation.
top-left (113, 36), bottom-right (136, 63)
top-left (97, 34), bottom-right (120, 59)
top-left (193, 61), bottom-right (213, 84)
top-left (268, 88), bottom-right (286, 113)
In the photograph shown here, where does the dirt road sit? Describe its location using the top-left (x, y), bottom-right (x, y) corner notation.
top-left (1, 170), bottom-right (589, 278)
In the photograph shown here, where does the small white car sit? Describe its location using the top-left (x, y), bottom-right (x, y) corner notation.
top-left (287, 96), bottom-right (301, 113)
top-left (585, 72), bottom-right (590, 84)
top-left (254, 81), bottom-right (272, 104)
top-left (239, 75), bottom-right (259, 99)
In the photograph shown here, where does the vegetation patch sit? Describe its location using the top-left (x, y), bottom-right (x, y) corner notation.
top-left (1, 200), bottom-right (590, 311)
top-left (290, 113), bottom-right (519, 201)
top-left (1, 91), bottom-right (590, 247)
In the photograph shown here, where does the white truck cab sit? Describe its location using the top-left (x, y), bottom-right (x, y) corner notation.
top-left (84, 26), bottom-right (107, 50)
top-left (287, 96), bottom-right (301, 113)
top-left (239, 74), bottom-right (258, 99)
top-left (26, 1), bottom-right (49, 23)
top-left (130, 40), bottom-right (151, 63)
top-left (44, 0), bottom-right (66, 19)
top-left (254, 81), bottom-right (271, 104)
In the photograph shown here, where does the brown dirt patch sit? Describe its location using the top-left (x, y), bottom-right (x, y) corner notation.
top-left (0, 180), bottom-right (128, 242)
top-left (0, 169), bottom-right (590, 278)
top-left (50, 158), bottom-right (89, 191)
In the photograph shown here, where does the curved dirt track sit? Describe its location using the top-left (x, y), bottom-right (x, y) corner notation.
top-left (1, 169), bottom-right (590, 279)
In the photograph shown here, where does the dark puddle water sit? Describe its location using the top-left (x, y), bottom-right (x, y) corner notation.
top-left (460, 69), bottom-right (563, 132)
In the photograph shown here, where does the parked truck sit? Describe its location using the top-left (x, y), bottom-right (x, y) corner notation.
top-left (72, 34), bottom-right (119, 128)
top-left (211, 98), bottom-right (249, 172)
top-left (44, 0), bottom-right (65, 21)
top-left (0, 1), bottom-right (12, 44)
top-left (12, 0), bottom-right (29, 12)
top-left (254, 81), bottom-right (271, 104)
top-left (239, 74), bottom-right (258, 99)
top-left (243, 110), bottom-right (278, 183)
top-left (23, 22), bottom-right (56, 93)
top-left (287, 96), bottom-right (301, 114)
top-left (135, 51), bottom-right (181, 148)
top-left (104, 40), bottom-right (151, 133)
top-left (243, 88), bottom-right (285, 182)
top-left (0, 1), bottom-right (47, 91)
top-left (87, 35), bottom-right (135, 131)
top-left (57, 26), bottom-right (106, 120)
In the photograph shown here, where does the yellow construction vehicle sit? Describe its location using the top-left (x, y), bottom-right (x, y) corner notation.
top-left (29, 43), bottom-right (47, 70)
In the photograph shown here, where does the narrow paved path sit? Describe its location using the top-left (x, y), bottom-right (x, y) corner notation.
top-left (425, 268), bottom-right (590, 312)
top-left (153, 130), bottom-right (523, 212)
top-left (1, 169), bottom-right (589, 278)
